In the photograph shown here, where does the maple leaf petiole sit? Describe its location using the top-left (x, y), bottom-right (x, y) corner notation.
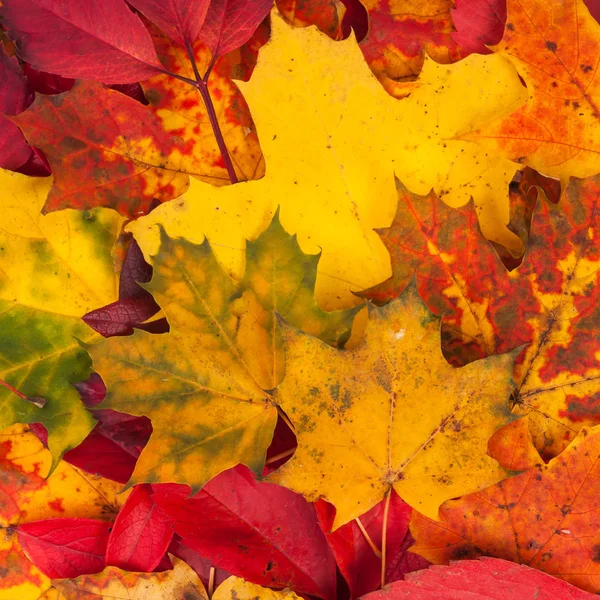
top-left (0, 378), bottom-right (46, 408)
top-left (208, 566), bottom-right (216, 599)
top-left (381, 489), bottom-right (391, 588)
top-left (355, 517), bottom-right (382, 559)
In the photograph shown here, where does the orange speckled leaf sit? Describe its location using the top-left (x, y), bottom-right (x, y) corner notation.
top-left (12, 82), bottom-right (189, 218)
top-left (143, 25), bottom-right (264, 186)
top-left (466, 0), bottom-right (600, 184)
top-left (359, 0), bottom-right (462, 97)
top-left (365, 173), bottom-right (600, 458)
top-left (45, 556), bottom-right (206, 599)
top-left (0, 425), bottom-right (128, 600)
top-left (410, 426), bottom-right (600, 594)
top-left (487, 418), bottom-right (541, 472)
top-left (276, 0), bottom-right (346, 38)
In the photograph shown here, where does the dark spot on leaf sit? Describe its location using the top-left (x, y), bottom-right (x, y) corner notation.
top-left (545, 41), bottom-right (557, 52)
top-left (506, 22), bottom-right (515, 30)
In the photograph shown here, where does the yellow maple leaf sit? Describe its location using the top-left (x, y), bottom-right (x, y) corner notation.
top-left (269, 283), bottom-right (517, 527)
top-left (129, 9), bottom-right (528, 310)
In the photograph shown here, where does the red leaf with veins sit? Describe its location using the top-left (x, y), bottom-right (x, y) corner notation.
top-left (106, 484), bottom-right (173, 572)
top-left (128, 0), bottom-right (211, 46)
top-left (0, 45), bottom-right (35, 172)
top-left (362, 558), bottom-right (597, 600)
top-left (153, 465), bottom-right (337, 600)
top-left (315, 492), bottom-right (429, 599)
top-left (0, 0), bottom-right (164, 83)
top-left (451, 0), bottom-right (506, 56)
top-left (17, 518), bottom-right (110, 578)
top-left (200, 0), bottom-right (274, 60)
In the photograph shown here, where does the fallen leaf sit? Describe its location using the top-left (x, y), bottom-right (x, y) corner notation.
top-left (17, 519), bottom-right (111, 579)
top-left (410, 426), bottom-right (600, 594)
top-left (106, 484), bottom-right (173, 572)
top-left (277, 0), bottom-right (347, 38)
top-left (45, 555), bottom-right (205, 599)
top-left (0, 0), bottom-right (164, 83)
top-left (90, 214), bottom-right (356, 488)
top-left (315, 491), bottom-right (429, 599)
top-left (12, 81), bottom-right (190, 217)
top-left (451, 0), bottom-right (506, 56)
top-left (213, 577), bottom-right (304, 600)
top-left (152, 466), bottom-right (337, 600)
top-left (362, 557), bottom-right (597, 599)
top-left (129, 9), bottom-right (528, 309)
top-left (0, 169), bottom-right (123, 462)
top-left (269, 282), bottom-right (517, 527)
top-left (465, 0), bottom-right (600, 184)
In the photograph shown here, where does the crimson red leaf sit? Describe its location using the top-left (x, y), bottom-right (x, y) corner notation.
top-left (451, 0), bottom-right (506, 56)
top-left (106, 484), bottom-right (173, 572)
top-left (63, 409), bottom-right (152, 484)
top-left (0, 45), bottom-right (35, 172)
top-left (83, 297), bottom-right (162, 338)
top-left (200, 0), bottom-right (274, 60)
top-left (153, 465), bottom-right (337, 600)
top-left (263, 413), bottom-right (297, 475)
top-left (316, 492), bottom-right (428, 599)
top-left (22, 63), bottom-right (74, 95)
top-left (74, 373), bottom-right (107, 408)
top-left (17, 518), bottom-right (110, 579)
top-left (128, 0), bottom-right (211, 46)
top-left (169, 537), bottom-right (232, 589)
top-left (361, 558), bottom-right (597, 599)
top-left (0, 0), bottom-right (164, 83)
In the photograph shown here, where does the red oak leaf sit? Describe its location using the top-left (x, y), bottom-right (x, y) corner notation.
top-left (128, 0), bottom-right (211, 47)
top-left (451, 0), bottom-right (506, 56)
top-left (200, 0), bottom-right (274, 60)
top-left (315, 492), bottom-right (429, 599)
top-left (0, 0), bottom-right (164, 83)
top-left (152, 465), bottom-right (337, 600)
top-left (362, 558), bottom-right (597, 600)
top-left (17, 518), bottom-right (111, 579)
top-left (106, 484), bottom-right (173, 572)
top-left (0, 45), bottom-right (35, 173)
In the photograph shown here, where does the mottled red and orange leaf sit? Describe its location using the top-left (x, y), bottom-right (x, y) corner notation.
top-left (277, 0), bottom-right (347, 38)
top-left (12, 82), bottom-right (189, 217)
top-left (410, 426), bottom-right (600, 594)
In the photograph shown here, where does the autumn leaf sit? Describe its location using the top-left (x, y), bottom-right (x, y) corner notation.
top-left (129, 8), bottom-right (528, 309)
top-left (213, 577), bottom-right (304, 600)
top-left (465, 0), bottom-right (600, 184)
top-left (0, 425), bottom-right (127, 599)
top-left (362, 558), bottom-right (598, 599)
top-left (44, 556), bottom-right (205, 599)
top-left (12, 82), bottom-right (190, 218)
top-left (0, 0), bottom-right (164, 84)
top-left (89, 213), bottom-right (357, 488)
top-left (0, 169), bottom-right (123, 461)
top-left (142, 23), bottom-right (265, 187)
top-left (268, 282), bottom-right (517, 527)
top-left (315, 492), bottom-right (429, 598)
top-left (152, 466), bottom-right (337, 600)
top-left (277, 0), bottom-right (347, 39)
top-left (410, 425), bottom-right (600, 594)
top-left (450, 0), bottom-right (506, 56)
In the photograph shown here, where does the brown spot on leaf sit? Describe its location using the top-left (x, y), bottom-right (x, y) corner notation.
top-left (545, 41), bottom-right (557, 52)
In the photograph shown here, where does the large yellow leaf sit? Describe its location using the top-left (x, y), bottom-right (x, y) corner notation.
top-left (465, 0), bottom-right (600, 184)
top-left (269, 283), bottom-right (518, 527)
top-left (0, 169), bottom-right (123, 464)
top-left (89, 216), bottom-right (357, 489)
top-left (129, 9), bottom-right (528, 310)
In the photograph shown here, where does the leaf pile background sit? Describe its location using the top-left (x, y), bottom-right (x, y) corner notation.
top-left (3, 0), bottom-right (600, 598)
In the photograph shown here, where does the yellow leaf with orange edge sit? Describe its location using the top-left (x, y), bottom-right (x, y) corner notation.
top-left (0, 169), bottom-right (123, 464)
top-left (0, 425), bottom-right (128, 600)
top-left (129, 9), bottom-right (528, 312)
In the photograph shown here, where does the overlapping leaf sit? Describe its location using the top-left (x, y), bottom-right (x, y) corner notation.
top-left (90, 214), bottom-right (357, 488)
top-left (0, 169), bottom-right (123, 460)
top-left (410, 426), bottom-right (600, 594)
top-left (269, 282), bottom-right (517, 526)
top-left (130, 9), bottom-right (528, 309)
top-left (466, 0), bottom-right (600, 184)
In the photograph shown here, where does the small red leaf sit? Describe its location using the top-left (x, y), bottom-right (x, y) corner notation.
top-left (106, 484), bottom-right (173, 572)
top-left (153, 465), bottom-right (337, 600)
top-left (451, 0), bottom-right (506, 56)
top-left (83, 297), bottom-right (161, 338)
top-left (74, 373), bottom-right (107, 408)
top-left (362, 558), bottom-right (597, 600)
top-left (200, 0), bottom-right (273, 60)
top-left (17, 518), bottom-right (110, 579)
top-left (0, 0), bottom-right (164, 83)
top-left (128, 0), bottom-right (211, 46)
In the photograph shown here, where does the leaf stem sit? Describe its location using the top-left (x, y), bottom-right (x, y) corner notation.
top-left (208, 566), bottom-right (216, 598)
top-left (277, 406), bottom-right (295, 432)
top-left (265, 448), bottom-right (296, 465)
top-left (0, 379), bottom-right (46, 408)
top-left (355, 517), bottom-right (381, 558)
top-left (381, 489), bottom-right (391, 589)
top-left (0, 378), bottom-right (27, 400)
